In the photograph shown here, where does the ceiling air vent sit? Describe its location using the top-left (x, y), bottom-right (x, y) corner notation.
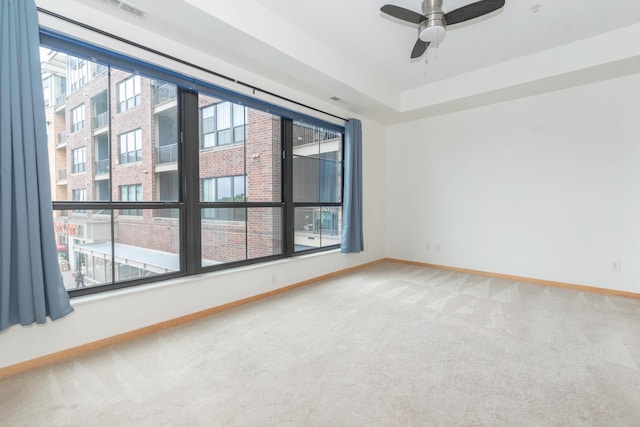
top-left (99, 0), bottom-right (148, 20)
top-left (101, 0), bottom-right (122, 7)
top-left (329, 96), bottom-right (348, 104)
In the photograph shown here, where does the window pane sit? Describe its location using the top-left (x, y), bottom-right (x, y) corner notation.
top-left (201, 208), bottom-right (247, 266)
top-left (233, 104), bottom-right (245, 127)
top-left (247, 208), bottom-right (282, 259)
top-left (217, 177), bottom-right (232, 201)
top-left (217, 102), bottom-right (231, 130)
top-left (53, 209), bottom-right (113, 290)
top-left (319, 150), bottom-right (342, 203)
top-left (294, 206), bottom-right (342, 252)
top-left (157, 170), bottom-right (179, 202)
top-left (111, 71), bottom-right (178, 202)
top-left (292, 122), bottom-right (342, 203)
top-left (293, 155), bottom-right (319, 202)
top-left (201, 178), bottom-right (215, 202)
top-left (246, 110), bottom-right (280, 202)
top-left (114, 208), bottom-right (181, 282)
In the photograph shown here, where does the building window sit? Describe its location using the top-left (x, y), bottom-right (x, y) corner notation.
top-left (118, 129), bottom-right (142, 164)
top-left (70, 104), bottom-right (85, 133)
top-left (72, 189), bottom-right (86, 202)
top-left (292, 122), bottom-right (343, 252)
top-left (200, 102), bottom-right (246, 148)
top-left (201, 175), bottom-right (246, 221)
top-left (68, 56), bottom-right (88, 92)
top-left (117, 75), bottom-right (141, 113)
top-left (43, 76), bottom-right (51, 107)
top-left (72, 188), bottom-right (87, 213)
top-left (71, 147), bottom-right (86, 174)
top-left (120, 184), bottom-right (142, 216)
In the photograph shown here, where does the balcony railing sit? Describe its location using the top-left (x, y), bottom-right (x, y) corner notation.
top-left (55, 92), bottom-right (67, 107)
top-left (156, 144), bottom-right (178, 164)
top-left (153, 83), bottom-right (177, 106)
top-left (58, 168), bottom-right (67, 181)
top-left (92, 111), bottom-right (109, 129)
top-left (95, 159), bottom-right (110, 174)
top-left (293, 123), bottom-right (342, 146)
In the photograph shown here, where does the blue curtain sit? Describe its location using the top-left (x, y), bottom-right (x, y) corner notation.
top-left (341, 119), bottom-right (364, 253)
top-left (0, 0), bottom-right (74, 331)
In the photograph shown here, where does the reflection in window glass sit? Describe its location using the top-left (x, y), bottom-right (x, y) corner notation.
top-left (294, 207), bottom-right (342, 252)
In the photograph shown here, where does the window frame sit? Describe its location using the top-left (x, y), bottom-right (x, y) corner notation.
top-left (42, 28), bottom-right (345, 298)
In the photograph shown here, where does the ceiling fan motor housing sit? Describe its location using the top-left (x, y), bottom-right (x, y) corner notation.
top-left (419, 0), bottom-right (446, 44)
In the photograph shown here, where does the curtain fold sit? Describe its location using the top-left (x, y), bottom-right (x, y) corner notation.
top-left (341, 118), bottom-right (364, 253)
top-left (0, 0), bottom-right (74, 331)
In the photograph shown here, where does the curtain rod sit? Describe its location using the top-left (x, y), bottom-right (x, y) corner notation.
top-left (36, 7), bottom-right (348, 123)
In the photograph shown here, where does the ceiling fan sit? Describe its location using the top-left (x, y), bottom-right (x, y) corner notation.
top-left (380, 0), bottom-right (505, 59)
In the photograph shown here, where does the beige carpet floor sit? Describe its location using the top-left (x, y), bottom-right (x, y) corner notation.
top-left (2, 261), bottom-right (640, 426)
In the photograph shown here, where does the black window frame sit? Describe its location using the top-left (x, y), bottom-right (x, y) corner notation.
top-left (41, 28), bottom-right (345, 298)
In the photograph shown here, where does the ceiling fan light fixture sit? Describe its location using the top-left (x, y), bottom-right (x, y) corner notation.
top-left (419, 24), bottom-right (446, 45)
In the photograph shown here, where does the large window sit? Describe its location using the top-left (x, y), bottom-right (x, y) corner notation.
top-left (292, 122), bottom-right (343, 252)
top-left (42, 33), bottom-right (343, 297)
top-left (117, 75), bottom-right (141, 113)
top-left (119, 129), bottom-right (142, 164)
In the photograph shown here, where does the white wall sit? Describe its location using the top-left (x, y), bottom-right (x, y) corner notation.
top-left (386, 73), bottom-right (640, 293)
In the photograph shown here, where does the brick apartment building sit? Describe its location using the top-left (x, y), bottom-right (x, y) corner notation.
top-left (42, 49), bottom-right (341, 290)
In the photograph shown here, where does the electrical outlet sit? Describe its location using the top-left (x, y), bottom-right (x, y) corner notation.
top-left (611, 261), bottom-right (621, 272)
top-left (271, 274), bottom-right (277, 284)
top-left (425, 243), bottom-right (430, 251)
top-left (435, 243), bottom-right (441, 251)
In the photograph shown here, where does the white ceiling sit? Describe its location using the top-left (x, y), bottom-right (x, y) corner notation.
top-left (37, 0), bottom-right (640, 124)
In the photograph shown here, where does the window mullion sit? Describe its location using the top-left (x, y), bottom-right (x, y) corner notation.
top-left (282, 119), bottom-right (294, 257)
top-left (181, 89), bottom-right (201, 275)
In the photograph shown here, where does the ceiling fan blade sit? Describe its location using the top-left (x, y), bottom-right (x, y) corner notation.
top-left (381, 4), bottom-right (427, 24)
top-left (444, 0), bottom-right (505, 26)
top-left (411, 39), bottom-right (429, 59)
